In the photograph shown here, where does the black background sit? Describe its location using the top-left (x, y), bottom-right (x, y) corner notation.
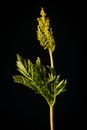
top-left (0, 1), bottom-right (86, 130)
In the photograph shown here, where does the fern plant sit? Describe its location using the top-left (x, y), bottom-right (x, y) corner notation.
top-left (13, 7), bottom-right (67, 130)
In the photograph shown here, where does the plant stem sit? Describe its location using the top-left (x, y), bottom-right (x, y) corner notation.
top-left (49, 49), bottom-right (54, 130)
top-left (50, 106), bottom-right (54, 130)
top-left (49, 50), bottom-right (54, 68)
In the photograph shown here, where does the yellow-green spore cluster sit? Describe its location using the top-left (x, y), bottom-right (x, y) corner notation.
top-left (37, 8), bottom-right (55, 53)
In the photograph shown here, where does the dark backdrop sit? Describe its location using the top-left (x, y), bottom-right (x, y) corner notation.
top-left (0, 1), bottom-right (86, 130)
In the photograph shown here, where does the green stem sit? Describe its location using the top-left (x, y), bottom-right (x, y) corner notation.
top-left (49, 49), bottom-right (54, 130)
top-left (49, 50), bottom-right (54, 68)
top-left (50, 106), bottom-right (54, 130)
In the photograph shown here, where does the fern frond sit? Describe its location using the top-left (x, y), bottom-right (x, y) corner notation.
top-left (13, 8), bottom-right (67, 107)
top-left (13, 54), bottom-right (67, 106)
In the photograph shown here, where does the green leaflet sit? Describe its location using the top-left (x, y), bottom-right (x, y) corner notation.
top-left (13, 54), bottom-right (67, 106)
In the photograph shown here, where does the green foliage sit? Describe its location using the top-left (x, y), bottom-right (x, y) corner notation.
top-left (13, 54), bottom-right (67, 106)
top-left (13, 7), bottom-right (67, 107)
